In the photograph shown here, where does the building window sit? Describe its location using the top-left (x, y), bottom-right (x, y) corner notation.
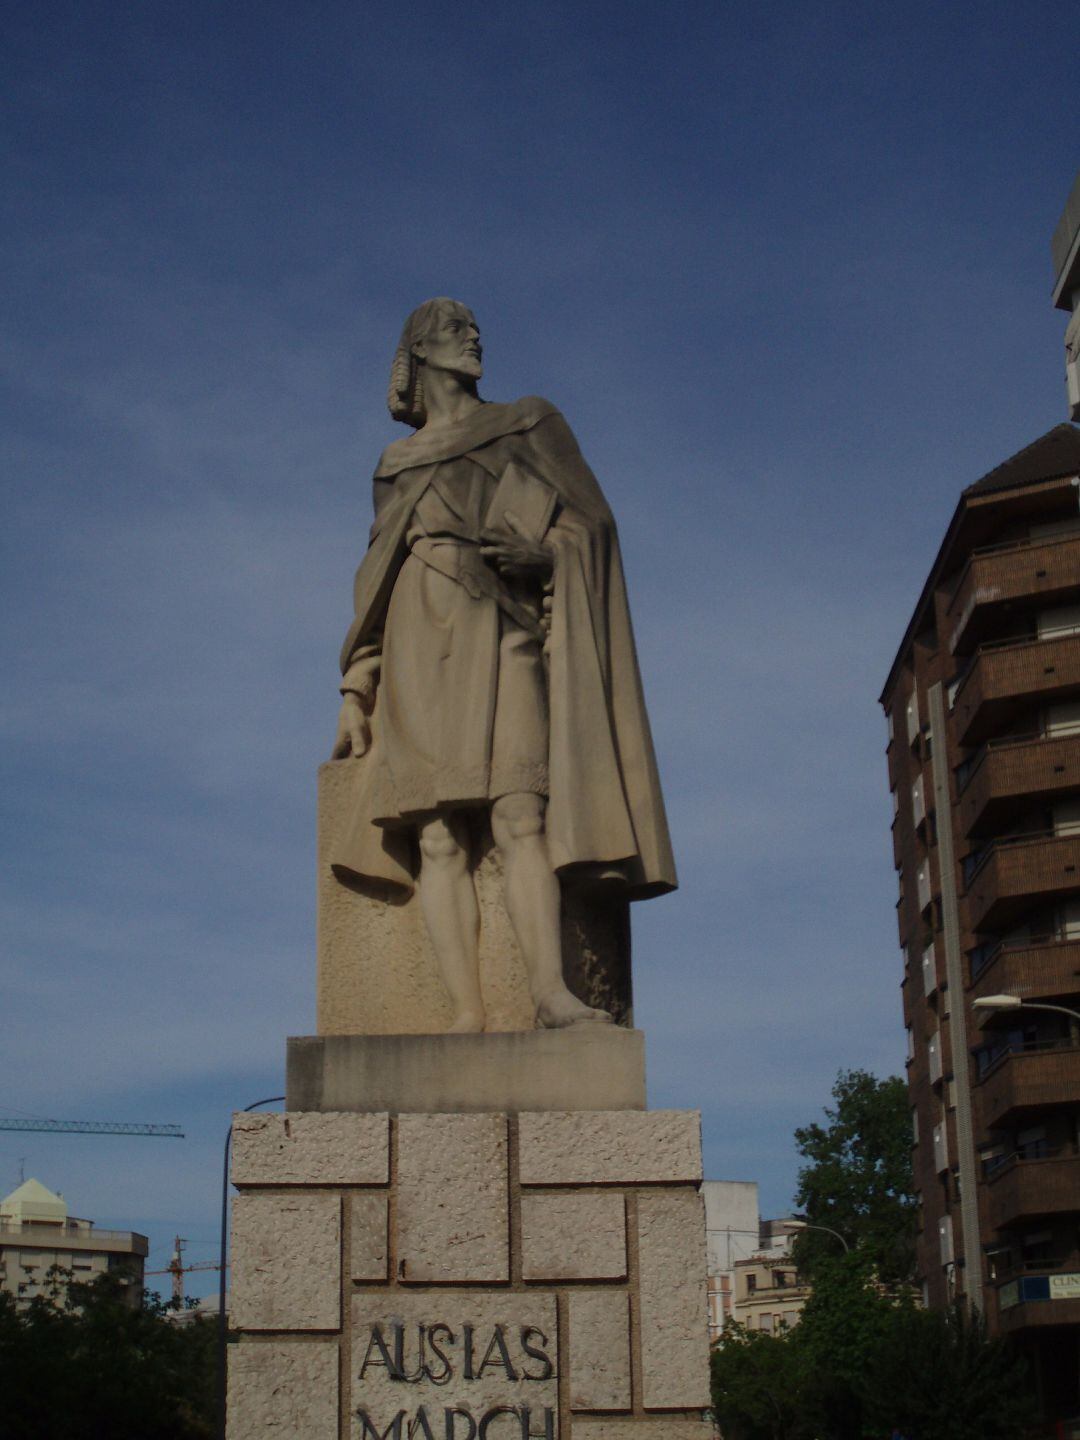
top-left (927, 1030), bottom-right (942, 1085)
top-left (921, 942), bottom-right (936, 997)
top-left (906, 686), bottom-right (920, 746)
top-left (912, 774), bottom-right (926, 825)
top-left (745, 1273), bottom-right (757, 1294)
top-left (1044, 700), bottom-right (1080, 736)
top-left (969, 937), bottom-right (1000, 981)
top-left (1037, 604), bottom-right (1080, 640)
top-left (1021, 1230), bottom-right (1055, 1266)
top-left (916, 863), bottom-right (931, 913)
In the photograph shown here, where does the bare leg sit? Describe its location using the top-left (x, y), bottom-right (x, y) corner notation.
top-left (491, 792), bottom-right (612, 1028)
top-left (417, 811), bottom-right (485, 1033)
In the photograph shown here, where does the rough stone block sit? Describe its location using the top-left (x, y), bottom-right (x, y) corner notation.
top-left (521, 1191), bottom-right (626, 1280)
top-left (351, 1292), bottom-right (558, 1438)
top-left (231, 1192), bottom-right (341, 1330)
top-left (231, 1111), bottom-right (389, 1186)
top-left (228, 1341), bottom-right (338, 1439)
top-left (397, 1113), bottom-right (508, 1282)
top-left (568, 1290), bottom-right (631, 1412)
top-left (519, 1111), bottom-right (702, 1186)
top-left (572, 1424), bottom-right (712, 1439)
top-left (286, 1028), bottom-right (646, 1114)
top-left (637, 1189), bottom-right (710, 1410)
top-left (350, 1193), bottom-right (388, 1282)
top-left (317, 761), bottom-right (632, 1035)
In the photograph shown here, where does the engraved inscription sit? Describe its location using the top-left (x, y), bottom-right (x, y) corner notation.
top-left (352, 1295), bottom-right (558, 1439)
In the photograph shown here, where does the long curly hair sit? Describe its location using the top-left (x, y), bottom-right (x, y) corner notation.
top-left (387, 297), bottom-right (472, 429)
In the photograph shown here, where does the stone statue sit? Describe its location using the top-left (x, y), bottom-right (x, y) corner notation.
top-left (330, 299), bottom-right (676, 1033)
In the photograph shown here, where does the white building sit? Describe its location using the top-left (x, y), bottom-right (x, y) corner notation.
top-left (702, 1180), bottom-right (762, 1340)
top-left (0, 1178), bottom-right (147, 1306)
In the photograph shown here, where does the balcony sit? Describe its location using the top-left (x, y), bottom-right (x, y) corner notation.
top-left (985, 1147), bottom-right (1080, 1229)
top-left (976, 1041), bottom-right (1080, 1126)
top-left (963, 830), bottom-right (1080, 932)
top-left (0, 1221), bottom-right (148, 1254)
top-left (957, 731), bottom-right (1080, 836)
top-left (951, 632), bottom-right (1080, 746)
top-left (947, 531), bottom-right (1080, 655)
top-left (969, 935), bottom-right (1080, 998)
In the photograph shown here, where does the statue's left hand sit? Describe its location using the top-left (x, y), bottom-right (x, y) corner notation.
top-left (480, 510), bottom-right (554, 582)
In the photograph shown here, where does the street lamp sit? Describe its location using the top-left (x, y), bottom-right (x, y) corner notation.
top-left (783, 1217), bottom-right (850, 1253)
top-left (972, 994), bottom-right (1080, 1025)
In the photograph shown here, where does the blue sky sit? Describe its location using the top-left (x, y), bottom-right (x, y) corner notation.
top-left (2, 0), bottom-right (1076, 1297)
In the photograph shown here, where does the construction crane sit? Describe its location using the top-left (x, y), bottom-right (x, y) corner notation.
top-left (146, 1236), bottom-right (226, 1303)
top-left (0, 1118), bottom-right (183, 1138)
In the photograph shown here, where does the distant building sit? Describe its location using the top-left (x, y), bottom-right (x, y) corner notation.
top-left (0, 1178), bottom-right (148, 1306)
top-left (162, 1291), bottom-right (228, 1327)
top-left (702, 1181), bottom-right (762, 1340)
top-left (732, 1220), bottom-right (811, 1334)
top-left (702, 1188), bottom-right (811, 1339)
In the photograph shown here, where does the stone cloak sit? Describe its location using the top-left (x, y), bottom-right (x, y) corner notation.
top-left (330, 396), bottom-right (677, 902)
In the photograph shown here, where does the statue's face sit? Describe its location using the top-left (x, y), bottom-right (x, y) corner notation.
top-left (412, 302), bottom-right (483, 382)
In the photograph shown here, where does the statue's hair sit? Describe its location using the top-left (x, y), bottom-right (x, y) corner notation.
top-left (387, 297), bottom-right (469, 428)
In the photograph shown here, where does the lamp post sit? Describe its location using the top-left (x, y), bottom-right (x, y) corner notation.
top-left (972, 994), bottom-right (1080, 1027)
top-left (784, 1217), bottom-right (850, 1253)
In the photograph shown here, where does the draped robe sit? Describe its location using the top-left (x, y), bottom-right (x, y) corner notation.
top-left (331, 396), bottom-right (677, 902)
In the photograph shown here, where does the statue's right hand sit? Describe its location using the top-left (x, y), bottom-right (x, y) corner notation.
top-left (331, 692), bottom-right (372, 759)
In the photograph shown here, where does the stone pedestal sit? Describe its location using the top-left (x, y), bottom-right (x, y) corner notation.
top-left (227, 1109), bottom-right (713, 1439)
top-left (285, 1028), bottom-right (647, 1115)
top-left (318, 761), bottom-right (634, 1034)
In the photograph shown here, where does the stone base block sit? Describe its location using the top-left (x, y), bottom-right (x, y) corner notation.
top-left (286, 1026), bottom-right (647, 1113)
top-left (228, 1107), bottom-right (710, 1438)
top-left (317, 760), bottom-right (633, 1034)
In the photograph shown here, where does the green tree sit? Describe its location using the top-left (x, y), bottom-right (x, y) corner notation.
top-left (709, 1069), bottom-right (1033, 1440)
top-left (0, 1268), bottom-right (216, 1440)
top-left (709, 1322), bottom-right (804, 1440)
top-left (792, 1068), bottom-right (917, 1286)
top-left (711, 1263), bottom-right (1033, 1440)
top-left (863, 1300), bottom-right (1032, 1440)
top-left (794, 1252), bottom-right (903, 1439)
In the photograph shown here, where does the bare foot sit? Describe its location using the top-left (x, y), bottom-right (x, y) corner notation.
top-left (535, 988), bottom-right (613, 1029)
top-left (446, 1010), bottom-right (486, 1034)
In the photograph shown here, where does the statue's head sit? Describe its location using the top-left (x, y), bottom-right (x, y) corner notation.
top-left (388, 298), bottom-right (483, 428)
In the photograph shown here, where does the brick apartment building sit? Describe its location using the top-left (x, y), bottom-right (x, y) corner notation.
top-left (881, 418), bottom-right (1080, 1424)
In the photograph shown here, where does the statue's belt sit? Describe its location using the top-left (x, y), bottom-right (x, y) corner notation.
top-left (409, 537), bottom-right (545, 642)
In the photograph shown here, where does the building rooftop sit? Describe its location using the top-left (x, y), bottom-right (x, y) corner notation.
top-left (880, 423), bottom-right (1080, 702)
top-left (0, 1178), bottom-right (68, 1224)
top-left (964, 423), bottom-right (1080, 497)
